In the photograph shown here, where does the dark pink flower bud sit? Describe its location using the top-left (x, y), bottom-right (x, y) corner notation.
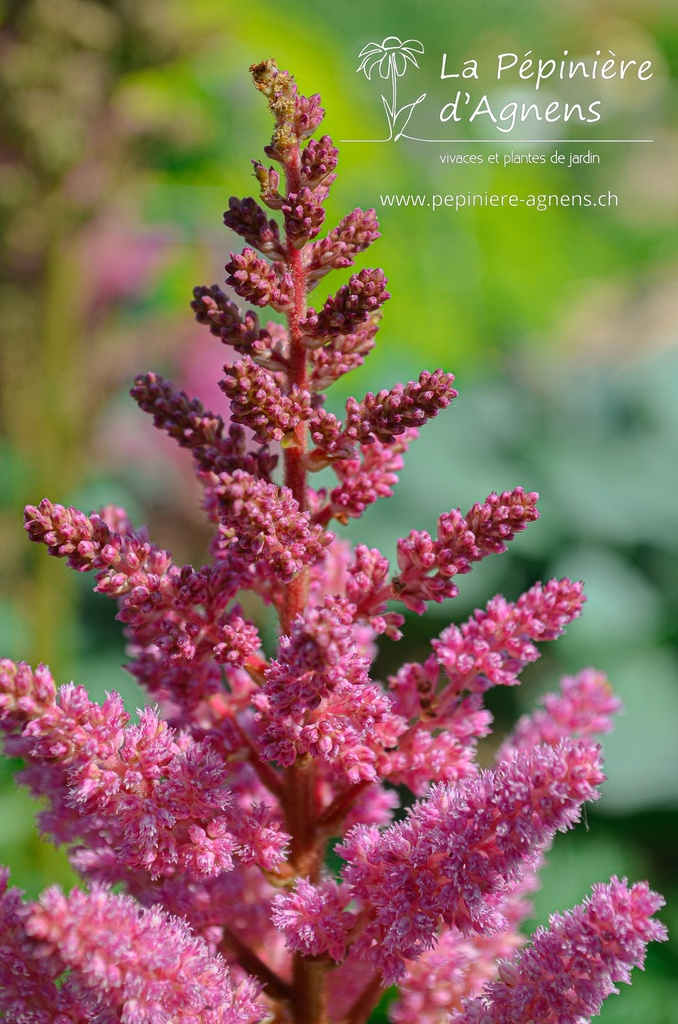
top-left (225, 248), bottom-right (293, 313)
top-left (300, 268), bottom-right (390, 340)
top-left (293, 91), bottom-right (325, 140)
top-left (282, 187), bottom-right (326, 247)
top-left (220, 357), bottom-right (311, 444)
top-left (300, 135), bottom-right (339, 188)
top-left (359, 369), bottom-right (457, 444)
top-left (223, 196), bottom-right (285, 257)
top-left (464, 487), bottom-right (540, 557)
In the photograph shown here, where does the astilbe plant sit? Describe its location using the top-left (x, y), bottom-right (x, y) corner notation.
top-left (0, 60), bottom-right (667, 1024)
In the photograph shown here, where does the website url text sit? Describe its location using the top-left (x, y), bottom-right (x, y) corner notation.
top-left (379, 192), bottom-right (618, 211)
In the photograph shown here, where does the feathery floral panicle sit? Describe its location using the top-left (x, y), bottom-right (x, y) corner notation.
top-left (117, 564), bottom-right (262, 669)
top-left (26, 884), bottom-right (265, 1024)
top-left (0, 871), bottom-right (98, 1023)
top-left (450, 878), bottom-right (667, 1024)
top-left (2, 57), bottom-right (664, 1024)
top-left (377, 688), bottom-right (491, 794)
top-left (25, 494), bottom-right (265, 687)
top-left (0, 661), bottom-right (288, 878)
top-left (390, 881), bottom-right (535, 1024)
top-left (213, 470), bottom-right (332, 582)
top-left (258, 598), bottom-right (370, 718)
top-left (393, 488), bottom-right (540, 613)
top-left (498, 667), bottom-right (621, 760)
top-left (336, 740), bottom-right (605, 983)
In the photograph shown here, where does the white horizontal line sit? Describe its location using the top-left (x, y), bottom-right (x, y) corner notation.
top-left (341, 138), bottom-right (654, 144)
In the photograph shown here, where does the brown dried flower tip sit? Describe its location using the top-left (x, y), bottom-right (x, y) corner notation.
top-left (249, 59), bottom-right (297, 158)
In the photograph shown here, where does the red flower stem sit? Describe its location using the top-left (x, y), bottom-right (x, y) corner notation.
top-left (337, 972), bottom-right (383, 1024)
top-left (279, 140), bottom-right (326, 1024)
top-left (316, 780), bottom-right (371, 832)
top-left (282, 144), bottom-right (309, 636)
top-left (292, 954), bottom-right (329, 1024)
top-left (218, 929), bottom-right (292, 1001)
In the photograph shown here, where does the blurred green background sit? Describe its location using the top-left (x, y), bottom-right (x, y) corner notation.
top-left (1, 0), bottom-right (677, 1020)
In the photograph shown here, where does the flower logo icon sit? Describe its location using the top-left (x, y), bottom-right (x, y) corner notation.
top-left (357, 36), bottom-right (424, 79)
top-left (357, 37), bottom-right (426, 141)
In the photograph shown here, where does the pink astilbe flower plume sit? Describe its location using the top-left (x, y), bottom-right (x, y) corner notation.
top-left (0, 871), bottom-right (97, 1023)
top-left (274, 739), bottom-right (605, 984)
top-left (0, 57), bottom-right (665, 1024)
top-left (26, 884), bottom-right (264, 1024)
top-left (390, 876), bottom-right (538, 1024)
top-left (498, 667), bottom-right (622, 760)
top-left (450, 878), bottom-right (667, 1024)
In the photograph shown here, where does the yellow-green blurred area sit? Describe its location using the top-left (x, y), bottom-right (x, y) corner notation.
top-left (1, 0), bottom-right (677, 1019)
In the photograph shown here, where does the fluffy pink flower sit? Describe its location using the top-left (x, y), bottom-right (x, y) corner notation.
top-left (337, 740), bottom-right (605, 983)
top-left (26, 884), bottom-right (264, 1024)
top-left (0, 871), bottom-right (97, 1023)
top-left (0, 661), bottom-right (288, 878)
top-left (271, 878), bottom-right (353, 961)
top-left (498, 668), bottom-right (621, 760)
top-left (450, 878), bottom-right (667, 1024)
top-left (432, 578), bottom-right (586, 700)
